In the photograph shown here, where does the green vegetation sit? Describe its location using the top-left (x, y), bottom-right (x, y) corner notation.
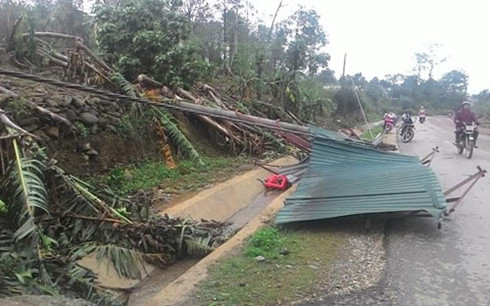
top-left (196, 226), bottom-right (343, 305)
top-left (244, 227), bottom-right (280, 258)
top-left (3, 0), bottom-right (485, 124)
top-left (98, 156), bottom-right (249, 196)
top-left (0, 138), bottom-right (229, 304)
top-left (0, 199), bottom-right (5, 213)
top-left (95, 0), bottom-right (213, 89)
top-left (474, 90), bottom-right (490, 116)
top-left (74, 122), bottom-right (89, 137)
top-left (4, 97), bottom-right (31, 120)
top-left (361, 125), bottom-right (384, 142)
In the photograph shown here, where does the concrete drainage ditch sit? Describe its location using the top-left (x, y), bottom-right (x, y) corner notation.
top-left (82, 156), bottom-right (297, 305)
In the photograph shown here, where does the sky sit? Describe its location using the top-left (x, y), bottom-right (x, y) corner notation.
top-left (248, 0), bottom-right (490, 93)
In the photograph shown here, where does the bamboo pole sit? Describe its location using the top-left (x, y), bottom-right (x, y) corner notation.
top-left (171, 101), bottom-right (311, 135)
top-left (78, 42), bottom-right (113, 73)
top-left (23, 32), bottom-right (79, 40)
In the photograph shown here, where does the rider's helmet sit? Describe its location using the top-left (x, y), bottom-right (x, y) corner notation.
top-left (462, 101), bottom-right (471, 107)
top-left (420, 106), bottom-right (425, 109)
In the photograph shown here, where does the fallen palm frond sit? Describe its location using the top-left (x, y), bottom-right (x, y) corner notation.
top-left (110, 72), bottom-right (139, 98)
top-left (0, 158), bottom-right (229, 302)
top-left (0, 139), bottom-right (48, 246)
top-left (0, 113), bottom-right (229, 303)
top-left (71, 243), bottom-right (146, 279)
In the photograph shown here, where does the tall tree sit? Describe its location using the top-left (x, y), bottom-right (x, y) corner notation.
top-left (440, 70), bottom-right (468, 109)
top-left (414, 44), bottom-right (446, 80)
top-left (281, 8), bottom-right (328, 77)
top-left (182, 0), bottom-right (213, 31)
top-left (94, 0), bottom-right (212, 88)
top-left (277, 7), bottom-right (329, 113)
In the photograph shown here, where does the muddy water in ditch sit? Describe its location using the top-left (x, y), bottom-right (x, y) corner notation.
top-left (127, 190), bottom-right (281, 306)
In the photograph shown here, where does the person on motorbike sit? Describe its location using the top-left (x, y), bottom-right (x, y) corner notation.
top-left (454, 101), bottom-right (480, 148)
top-left (419, 106), bottom-right (426, 123)
top-left (402, 111), bottom-right (414, 124)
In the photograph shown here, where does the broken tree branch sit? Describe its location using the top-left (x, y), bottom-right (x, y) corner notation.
top-left (0, 85), bottom-right (18, 97)
top-left (28, 102), bottom-right (75, 130)
top-left (0, 108), bottom-right (38, 139)
top-left (0, 86), bottom-right (75, 131)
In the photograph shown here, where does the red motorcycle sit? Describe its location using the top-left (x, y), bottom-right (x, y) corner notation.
top-left (384, 116), bottom-right (394, 133)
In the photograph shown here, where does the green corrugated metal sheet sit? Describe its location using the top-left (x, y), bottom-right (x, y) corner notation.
top-left (275, 126), bottom-right (447, 224)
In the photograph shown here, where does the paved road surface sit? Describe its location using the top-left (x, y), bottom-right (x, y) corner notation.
top-left (316, 116), bottom-right (490, 306)
top-left (387, 116), bottom-right (490, 305)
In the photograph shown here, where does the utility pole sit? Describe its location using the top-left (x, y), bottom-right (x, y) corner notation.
top-left (342, 53), bottom-right (347, 78)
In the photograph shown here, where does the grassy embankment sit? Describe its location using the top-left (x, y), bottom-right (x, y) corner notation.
top-left (93, 156), bottom-right (252, 197)
top-left (195, 226), bottom-right (344, 305)
top-left (361, 124), bottom-right (384, 142)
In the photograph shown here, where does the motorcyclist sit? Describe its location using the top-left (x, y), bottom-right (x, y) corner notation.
top-left (454, 101), bottom-right (480, 148)
top-left (419, 106), bottom-right (426, 123)
top-left (383, 112), bottom-right (394, 132)
top-left (402, 111), bottom-right (414, 124)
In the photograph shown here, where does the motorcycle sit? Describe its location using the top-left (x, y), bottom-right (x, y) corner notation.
top-left (455, 123), bottom-right (476, 159)
top-left (400, 120), bottom-right (415, 143)
top-left (384, 116), bottom-right (394, 133)
top-left (448, 111), bottom-right (453, 118)
top-left (419, 114), bottom-right (426, 124)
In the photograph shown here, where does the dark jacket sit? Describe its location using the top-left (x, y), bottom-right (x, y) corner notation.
top-left (454, 109), bottom-right (479, 126)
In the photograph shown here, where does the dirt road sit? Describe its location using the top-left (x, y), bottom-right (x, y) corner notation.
top-left (310, 116), bottom-right (490, 305)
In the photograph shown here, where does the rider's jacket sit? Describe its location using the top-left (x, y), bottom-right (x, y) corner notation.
top-left (454, 109), bottom-right (479, 126)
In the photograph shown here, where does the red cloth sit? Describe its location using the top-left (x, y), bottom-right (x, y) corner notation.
top-left (454, 109), bottom-right (479, 126)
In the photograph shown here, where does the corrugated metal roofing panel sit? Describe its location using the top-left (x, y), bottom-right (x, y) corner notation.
top-left (276, 126), bottom-right (447, 224)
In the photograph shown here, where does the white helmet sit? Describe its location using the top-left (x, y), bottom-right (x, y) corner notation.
top-left (462, 101), bottom-right (470, 106)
